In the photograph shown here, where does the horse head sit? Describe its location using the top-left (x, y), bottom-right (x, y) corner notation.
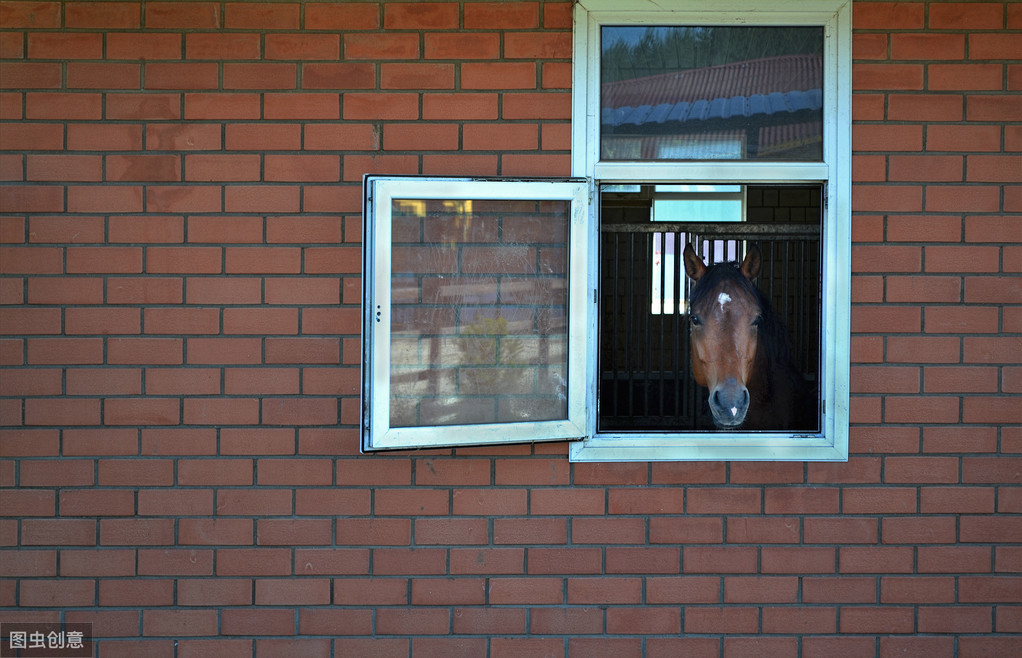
top-left (683, 244), bottom-right (764, 429)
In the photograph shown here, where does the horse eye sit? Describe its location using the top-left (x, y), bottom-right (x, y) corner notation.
top-left (690, 315), bottom-right (702, 327)
top-left (752, 315), bottom-right (764, 327)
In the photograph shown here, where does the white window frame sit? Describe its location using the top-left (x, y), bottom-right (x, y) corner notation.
top-left (362, 0), bottom-right (850, 461)
top-left (362, 177), bottom-right (592, 451)
top-left (569, 0), bottom-right (851, 461)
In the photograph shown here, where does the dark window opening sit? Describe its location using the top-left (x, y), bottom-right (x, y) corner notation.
top-left (598, 184), bottom-right (822, 432)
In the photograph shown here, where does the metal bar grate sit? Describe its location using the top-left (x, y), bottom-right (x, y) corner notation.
top-left (598, 222), bottom-right (820, 432)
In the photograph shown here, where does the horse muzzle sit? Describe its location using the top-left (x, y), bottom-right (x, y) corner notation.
top-left (709, 378), bottom-right (750, 428)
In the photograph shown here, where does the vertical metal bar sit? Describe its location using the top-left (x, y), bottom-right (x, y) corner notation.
top-left (621, 230), bottom-right (629, 416)
top-left (672, 230), bottom-right (682, 420)
top-left (643, 231), bottom-right (652, 419)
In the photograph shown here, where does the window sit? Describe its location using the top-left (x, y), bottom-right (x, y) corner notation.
top-left (362, 178), bottom-right (591, 450)
top-left (363, 0), bottom-right (850, 461)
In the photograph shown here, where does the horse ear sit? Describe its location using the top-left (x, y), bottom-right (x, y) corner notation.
top-left (683, 244), bottom-right (706, 281)
top-left (740, 245), bottom-right (761, 281)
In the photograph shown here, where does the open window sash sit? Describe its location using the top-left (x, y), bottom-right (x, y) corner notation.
top-left (362, 177), bottom-right (592, 451)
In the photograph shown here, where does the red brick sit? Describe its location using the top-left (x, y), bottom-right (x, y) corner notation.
top-left (423, 93), bottom-right (498, 120)
top-left (888, 93), bottom-right (964, 122)
top-left (854, 63), bottom-right (924, 91)
top-left (924, 366), bottom-right (998, 394)
top-left (889, 155), bottom-right (963, 182)
top-left (138, 428), bottom-right (213, 457)
top-left (258, 459), bottom-right (333, 486)
top-left (607, 488), bottom-right (685, 515)
top-left (254, 578), bottom-right (331, 606)
top-left (175, 579), bottom-right (252, 606)
top-left (176, 519), bottom-right (252, 547)
top-left (375, 608), bottom-right (449, 636)
top-left (306, 3), bottom-right (379, 30)
top-left (891, 33), bottom-right (965, 61)
top-left (503, 93), bottom-right (571, 120)
top-left (184, 93), bottom-right (260, 120)
top-left (0, 246), bottom-right (61, 274)
top-left (185, 279), bottom-right (261, 305)
top-left (383, 123), bottom-right (458, 152)
top-left (177, 459), bottom-right (252, 486)
top-left (264, 34), bottom-right (338, 61)
top-left (20, 579), bottom-right (95, 607)
top-left (185, 337), bottom-right (262, 364)
top-left (264, 279), bottom-right (340, 305)
top-left (224, 367), bottom-right (299, 395)
top-left (684, 606), bottom-right (758, 634)
top-left (145, 2), bottom-right (220, 28)
top-left (373, 548), bottom-right (447, 576)
top-left (145, 185), bottom-right (221, 213)
top-left (505, 32), bottom-right (571, 60)
top-left (24, 154), bottom-right (101, 182)
top-left (0, 185), bottom-right (63, 213)
top-left (571, 517), bottom-right (644, 545)
top-left (107, 32), bottom-right (181, 60)
top-left (927, 124), bottom-right (1002, 152)
top-left (342, 93), bottom-right (419, 121)
top-left (61, 428), bottom-right (137, 456)
top-left (104, 92), bottom-right (180, 120)
top-left (187, 216), bottom-right (263, 244)
top-left (137, 489), bottom-right (213, 517)
top-left (424, 153), bottom-right (500, 176)
top-left (970, 32), bottom-right (1022, 60)
top-left (264, 93), bottom-right (339, 120)
top-left (964, 335), bottom-right (1022, 365)
top-left (264, 155), bottom-right (339, 182)
top-left (107, 277), bottom-right (182, 305)
top-left (335, 519), bottom-right (410, 547)
top-left (803, 576), bottom-right (876, 604)
top-left (0, 308), bottom-right (61, 335)
top-left (98, 459), bottom-right (174, 487)
top-left (929, 2), bottom-right (1003, 29)
top-left (969, 154), bottom-right (1022, 183)
top-left (1, 2), bottom-right (61, 28)
top-left (0, 489), bottom-right (55, 517)
top-left (302, 62), bottom-right (375, 90)
top-left (381, 62), bottom-right (457, 91)
top-left (100, 518), bottom-right (174, 546)
top-left (969, 94), bottom-right (1022, 122)
top-left (184, 154), bottom-right (260, 182)
top-left (851, 185), bottom-right (922, 213)
top-left (27, 33), bottom-right (102, 60)
top-left (344, 33), bottom-right (419, 60)
top-left (218, 608), bottom-right (294, 633)
top-left (21, 519), bottom-right (95, 546)
top-left (373, 488), bottom-right (449, 517)
top-left (465, 3), bottom-right (538, 29)
top-left (567, 577), bottom-right (642, 604)
top-left (425, 33), bottom-right (500, 60)
top-left (220, 428), bottom-right (296, 456)
top-left (27, 216), bottom-right (104, 244)
top-left (384, 2), bottom-right (459, 29)
top-left (224, 185), bottom-right (300, 213)
top-left (853, 33), bottom-right (888, 60)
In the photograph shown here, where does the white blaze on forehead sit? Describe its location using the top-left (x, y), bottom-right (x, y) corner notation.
top-left (717, 292), bottom-right (732, 313)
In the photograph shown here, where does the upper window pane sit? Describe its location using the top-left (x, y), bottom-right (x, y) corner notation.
top-left (600, 26), bottom-right (824, 162)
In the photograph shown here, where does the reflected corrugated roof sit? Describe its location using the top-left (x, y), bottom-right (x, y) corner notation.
top-left (601, 54), bottom-right (823, 127)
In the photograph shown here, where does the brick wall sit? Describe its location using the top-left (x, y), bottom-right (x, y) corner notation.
top-left (0, 1), bottom-right (1019, 655)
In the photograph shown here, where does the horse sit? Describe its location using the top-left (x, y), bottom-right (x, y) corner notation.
top-left (682, 243), bottom-right (816, 431)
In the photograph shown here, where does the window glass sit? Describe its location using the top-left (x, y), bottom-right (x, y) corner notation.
top-left (389, 197), bottom-right (569, 427)
top-left (600, 26), bottom-right (824, 161)
top-left (599, 184), bottom-right (821, 433)
top-left (363, 178), bottom-right (590, 452)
